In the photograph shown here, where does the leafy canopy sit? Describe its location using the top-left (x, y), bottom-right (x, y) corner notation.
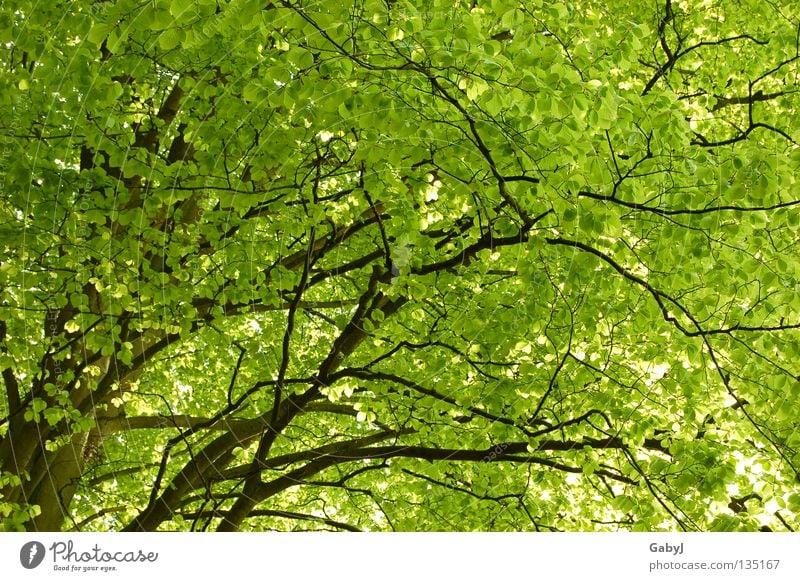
top-left (1, 0), bottom-right (800, 532)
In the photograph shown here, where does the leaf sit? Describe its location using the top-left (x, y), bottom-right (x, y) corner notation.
top-left (150, 9), bottom-right (174, 31)
top-left (158, 28), bottom-right (184, 51)
top-left (170, 0), bottom-right (194, 18)
top-left (87, 23), bottom-right (111, 46)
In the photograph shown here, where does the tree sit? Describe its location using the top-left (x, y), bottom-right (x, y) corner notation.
top-left (1, 0), bottom-right (799, 532)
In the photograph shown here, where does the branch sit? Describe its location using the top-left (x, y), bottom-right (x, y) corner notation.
top-left (691, 121), bottom-right (797, 147)
top-left (132, 80), bottom-right (184, 153)
top-left (710, 90), bottom-right (792, 112)
top-left (182, 509), bottom-right (361, 532)
top-left (67, 506), bottom-right (128, 532)
top-left (401, 468), bottom-right (521, 502)
top-left (331, 367), bottom-right (534, 436)
top-left (643, 22), bottom-right (769, 96)
top-left (546, 237), bottom-right (695, 336)
top-left (220, 428), bottom-right (413, 480)
top-left (426, 74), bottom-right (535, 225)
top-left (315, 268), bottom-right (407, 383)
top-left (95, 414), bottom-right (254, 436)
top-left (271, 227), bottom-right (315, 424)
top-left (578, 190), bottom-right (800, 216)
top-left (415, 209), bottom-right (552, 276)
top-left (278, 443), bottom-right (640, 485)
top-left (675, 33), bottom-right (769, 60)
top-left (0, 320), bottom-right (21, 419)
top-left (219, 437), bottom-right (639, 527)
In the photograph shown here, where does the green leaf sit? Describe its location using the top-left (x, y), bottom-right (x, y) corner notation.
top-left (158, 28), bottom-right (184, 51)
top-left (87, 23), bottom-right (111, 46)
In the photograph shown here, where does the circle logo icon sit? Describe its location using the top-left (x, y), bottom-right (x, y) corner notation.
top-left (20, 541), bottom-right (46, 569)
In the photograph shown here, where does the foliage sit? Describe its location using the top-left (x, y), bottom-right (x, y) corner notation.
top-left (1, 0), bottom-right (799, 532)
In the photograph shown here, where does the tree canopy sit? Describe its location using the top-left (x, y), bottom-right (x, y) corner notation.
top-left (1, 0), bottom-right (800, 532)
